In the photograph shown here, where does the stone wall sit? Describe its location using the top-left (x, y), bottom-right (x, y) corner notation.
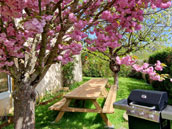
top-left (73, 54), bottom-right (83, 82)
top-left (36, 54), bottom-right (82, 98)
top-left (35, 63), bottom-right (62, 98)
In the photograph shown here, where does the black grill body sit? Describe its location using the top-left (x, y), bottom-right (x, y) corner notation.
top-left (127, 89), bottom-right (170, 129)
top-left (128, 89), bottom-right (168, 111)
top-left (128, 116), bottom-right (170, 129)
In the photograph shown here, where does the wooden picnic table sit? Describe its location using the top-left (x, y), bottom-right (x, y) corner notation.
top-left (49, 78), bottom-right (117, 128)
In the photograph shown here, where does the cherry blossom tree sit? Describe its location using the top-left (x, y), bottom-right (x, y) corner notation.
top-left (84, 1), bottom-right (171, 87)
top-left (0, 0), bottom-right (171, 128)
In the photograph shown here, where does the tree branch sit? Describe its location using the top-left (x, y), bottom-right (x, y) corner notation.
top-left (143, 8), bottom-right (166, 15)
top-left (24, 8), bottom-right (31, 16)
top-left (83, 0), bottom-right (116, 31)
top-left (36, 24), bottom-right (48, 71)
top-left (38, 0), bottom-right (42, 15)
top-left (52, 0), bottom-right (63, 13)
top-left (83, 49), bottom-right (110, 62)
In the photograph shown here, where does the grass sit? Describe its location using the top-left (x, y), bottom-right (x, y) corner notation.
top-left (4, 77), bottom-right (158, 129)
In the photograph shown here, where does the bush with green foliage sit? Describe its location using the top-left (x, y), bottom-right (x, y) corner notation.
top-left (82, 52), bottom-right (112, 77)
top-left (62, 62), bottom-right (75, 87)
top-left (128, 70), bottom-right (143, 79)
top-left (148, 47), bottom-right (172, 96)
top-left (82, 52), bottom-right (132, 77)
top-left (119, 65), bottom-right (132, 77)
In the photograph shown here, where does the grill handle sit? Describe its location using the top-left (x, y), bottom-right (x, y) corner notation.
top-left (129, 102), bottom-right (156, 110)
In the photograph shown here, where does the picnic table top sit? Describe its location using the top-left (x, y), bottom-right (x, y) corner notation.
top-left (64, 78), bottom-right (108, 99)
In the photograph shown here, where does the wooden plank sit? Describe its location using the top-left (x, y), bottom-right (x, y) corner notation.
top-left (55, 99), bottom-right (71, 122)
top-left (64, 78), bottom-right (108, 99)
top-left (61, 107), bottom-right (101, 113)
top-left (102, 85), bottom-right (117, 113)
top-left (49, 98), bottom-right (66, 110)
top-left (100, 87), bottom-right (108, 98)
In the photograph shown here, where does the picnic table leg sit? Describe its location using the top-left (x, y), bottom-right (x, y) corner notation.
top-left (100, 113), bottom-right (113, 127)
top-left (55, 99), bottom-right (71, 122)
top-left (91, 100), bottom-right (114, 128)
top-left (55, 111), bottom-right (65, 122)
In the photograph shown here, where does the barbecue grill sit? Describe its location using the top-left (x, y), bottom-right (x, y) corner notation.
top-left (114, 89), bottom-right (172, 129)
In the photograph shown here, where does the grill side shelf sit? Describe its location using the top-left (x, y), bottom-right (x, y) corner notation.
top-left (113, 99), bottom-right (129, 110)
top-left (161, 105), bottom-right (172, 120)
top-left (113, 99), bottom-right (161, 123)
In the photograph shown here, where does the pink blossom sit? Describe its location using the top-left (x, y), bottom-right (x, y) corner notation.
top-left (116, 56), bottom-right (121, 65)
top-left (24, 18), bottom-right (46, 33)
top-left (5, 61), bottom-right (14, 66)
top-left (69, 13), bottom-right (77, 22)
top-left (133, 64), bottom-right (143, 72)
top-left (58, 44), bottom-right (63, 49)
top-left (118, 0), bottom-right (128, 8)
top-left (56, 25), bottom-right (61, 31)
top-left (150, 74), bottom-right (162, 81)
top-left (4, 40), bottom-right (15, 48)
top-left (32, 18), bottom-right (39, 25)
top-left (45, 15), bottom-right (53, 21)
top-left (101, 11), bottom-right (112, 20)
top-left (151, 4), bottom-right (157, 9)
top-left (155, 60), bottom-right (163, 71)
top-left (57, 56), bottom-right (63, 61)
top-left (160, 2), bottom-right (171, 8)
top-left (170, 78), bottom-right (172, 82)
top-left (145, 67), bottom-right (154, 74)
top-left (87, 47), bottom-right (96, 51)
top-left (142, 63), bottom-right (149, 69)
top-left (120, 56), bottom-right (135, 66)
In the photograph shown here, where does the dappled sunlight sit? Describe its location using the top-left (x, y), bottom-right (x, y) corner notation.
top-left (65, 78), bottom-right (108, 99)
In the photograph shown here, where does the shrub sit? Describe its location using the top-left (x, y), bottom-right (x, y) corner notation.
top-left (62, 62), bottom-right (75, 87)
top-left (82, 52), bottom-right (113, 77)
top-left (128, 70), bottom-right (143, 79)
top-left (119, 65), bottom-right (132, 77)
top-left (82, 52), bottom-right (134, 78)
top-left (148, 47), bottom-right (172, 97)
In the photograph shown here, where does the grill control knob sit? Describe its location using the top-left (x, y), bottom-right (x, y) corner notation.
top-left (139, 112), bottom-right (144, 116)
top-left (148, 114), bottom-right (154, 119)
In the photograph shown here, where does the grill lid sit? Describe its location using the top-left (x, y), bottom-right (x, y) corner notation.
top-left (127, 89), bottom-right (168, 111)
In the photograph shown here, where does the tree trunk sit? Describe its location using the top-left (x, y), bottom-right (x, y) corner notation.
top-left (13, 84), bottom-right (36, 129)
top-left (113, 72), bottom-right (119, 87)
top-left (110, 59), bottom-right (120, 88)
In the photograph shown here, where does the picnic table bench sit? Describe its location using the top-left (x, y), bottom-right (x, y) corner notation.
top-left (49, 78), bottom-right (117, 128)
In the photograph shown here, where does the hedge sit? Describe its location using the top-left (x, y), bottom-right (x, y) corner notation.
top-left (148, 47), bottom-right (172, 96)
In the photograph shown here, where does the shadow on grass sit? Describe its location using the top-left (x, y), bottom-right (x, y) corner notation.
top-left (35, 97), bottom-right (105, 129)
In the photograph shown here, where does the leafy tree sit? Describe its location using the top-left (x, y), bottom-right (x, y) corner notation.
top-left (0, 0), bottom-right (171, 128)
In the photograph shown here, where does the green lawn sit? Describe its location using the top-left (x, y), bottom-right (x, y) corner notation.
top-left (4, 77), bottom-right (159, 129)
